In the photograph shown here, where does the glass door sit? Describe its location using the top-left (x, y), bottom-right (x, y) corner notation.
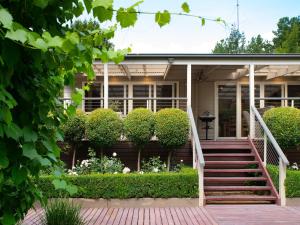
top-left (132, 85), bottom-right (151, 109)
top-left (218, 84), bottom-right (237, 137)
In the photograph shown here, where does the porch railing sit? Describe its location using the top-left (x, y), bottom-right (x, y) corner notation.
top-left (250, 105), bottom-right (289, 206)
top-left (187, 106), bottom-right (205, 206)
top-left (255, 97), bottom-right (300, 108)
top-left (61, 97), bottom-right (187, 114)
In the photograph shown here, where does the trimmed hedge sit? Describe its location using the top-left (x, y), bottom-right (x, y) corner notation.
top-left (37, 168), bottom-right (198, 199)
top-left (264, 107), bottom-right (300, 149)
top-left (267, 165), bottom-right (300, 197)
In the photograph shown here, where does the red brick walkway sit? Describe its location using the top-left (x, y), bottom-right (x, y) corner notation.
top-left (22, 205), bottom-right (300, 225)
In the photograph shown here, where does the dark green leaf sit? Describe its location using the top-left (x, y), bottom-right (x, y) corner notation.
top-left (0, 107), bottom-right (12, 124)
top-left (0, 154), bottom-right (9, 169)
top-left (23, 127), bottom-right (38, 142)
top-left (33, 0), bottom-right (50, 9)
top-left (12, 167), bottom-right (27, 185)
top-left (22, 142), bottom-right (39, 159)
top-left (181, 2), bottom-right (190, 13)
top-left (2, 212), bottom-right (16, 225)
top-left (0, 8), bottom-right (13, 29)
top-left (84, 0), bottom-right (93, 13)
top-left (93, 6), bottom-right (113, 22)
top-left (4, 123), bottom-right (22, 140)
top-left (155, 10), bottom-right (171, 27)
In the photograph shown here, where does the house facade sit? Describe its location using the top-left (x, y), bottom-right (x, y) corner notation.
top-left (65, 54), bottom-right (300, 140)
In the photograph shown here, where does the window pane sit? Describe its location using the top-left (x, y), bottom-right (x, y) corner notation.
top-left (84, 83), bottom-right (101, 112)
top-left (109, 85), bottom-right (125, 113)
top-left (288, 85), bottom-right (300, 108)
top-left (133, 85), bottom-right (149, 109)
top-left (156, 85), bottom-right (173, 110)
top-left (265, 85), bottom-right (282, 107)
top-left (218, 85), bottom-right (236, 137)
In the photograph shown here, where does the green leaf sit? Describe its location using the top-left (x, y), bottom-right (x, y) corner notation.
top-left (2, 212), bottom-right (16, 225)
top-left (155, 10), bottom-right (171, 27)
top-left (92, 0), bottom-right (113, 9)
top-left (0, 153), bottom-right (9, 169)
top-left (37, 156), bottom-right (51, 166)
top-left (0, 107), bottom-right (12, 124)
top-left (12, 167), bottom-right (27, 185)
top-left (66, 185), bottom-right (78, 195)
top-left (201, 18), bottom-right (206, 26)
top-left (71, 91), bottom-right (83, 105)
top-left (32, 38), bottom-right (48, 52)
top-left (33, 0), bottom-right (50, 9)
top-left (181, 2), bottom-right (190, 13)
top-left (5, 29), bottom-right (28, 43)
top-left (116, 7), bottom-right (138, 28)
top-left (84, 0), bottom-right (93, 13)
top-left (22, 142), bottom-right (39, 159)
top-left (23, 127), bottom-right (38, 142)
top-left (4, 123), bottom-right (22, 140)
top-left (93, 6), bottom-right (113, 22)
top-left (52, 179), bottom-right (67, 190)
top-left (0, 8), bottom-right (13, 29)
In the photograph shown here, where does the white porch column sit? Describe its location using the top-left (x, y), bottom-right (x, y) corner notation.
top-left (63, 86), bottom-right (72, 108)
top-left (187, 64), bottom-right (192, 107)
top-left (104, 63), bottom-right (109, 109)
top-left (249, 64), bottom-right (255, 138)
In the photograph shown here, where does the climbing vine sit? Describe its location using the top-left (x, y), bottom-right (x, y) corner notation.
top-left (0, 1), bottom-right (222, 224)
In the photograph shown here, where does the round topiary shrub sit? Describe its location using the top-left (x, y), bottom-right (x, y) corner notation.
top-left (155, 108), bottom-right (189, 171)
top-left (124, 108), bottom-right (155, 171)
top-left (264, 107), bottom-right (300, 149)
top-left (61, 109), bottom-right (86, 168)
top-left (86, 108), bottom-right (122, 156)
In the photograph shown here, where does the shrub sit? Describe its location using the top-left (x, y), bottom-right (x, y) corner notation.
top-left (41, 199), bottom-right (84, 225)
top-left (86, 108), bottom-right (122, 156)
top-left (264, 107), bottom-right (300, 149)
top-left (141, 156), bottom-right (167, 173)
top-left (267, 164), bottom-right (300, 197)
top-left (37, 168), bottom-right (197, 199)
top-left (61, 109), bottom-right (86, 168)
top-left (124, 108), bottom-right (155, 171)
top-left (155, 108), bottom-right (189, 170)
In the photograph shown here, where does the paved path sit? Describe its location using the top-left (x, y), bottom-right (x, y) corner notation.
top-left (22, 205), bottom-right (300, 225)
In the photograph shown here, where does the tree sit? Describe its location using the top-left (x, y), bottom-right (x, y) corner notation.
top-left (0, 1), bottom-right (219, 224)
top-left (273, 16), bottom-right (300, 53)
top-left (213, 27), bottom-right (246, 53)
top-left (246, 35), bottom-right (274, 53)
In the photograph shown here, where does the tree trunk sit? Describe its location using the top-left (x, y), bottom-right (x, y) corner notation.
top-left (72, 147), bottom-right (76, 169)
top-left (167, 151), bottom-right (172, 172)
top-left (137, 149), bottom-right (141, 171)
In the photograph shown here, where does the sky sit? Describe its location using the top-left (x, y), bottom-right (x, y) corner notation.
top-left (92, 0), bottom-right (300, 53)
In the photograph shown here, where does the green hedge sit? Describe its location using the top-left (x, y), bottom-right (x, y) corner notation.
top-left (267, 165), bottom-right (300, 197)
top-left (37, 168), bottom-right (198, 199)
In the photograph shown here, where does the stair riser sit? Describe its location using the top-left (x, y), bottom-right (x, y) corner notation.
top-left (206, 164), bottom-right (258, 169)
top-left (206, 200), bottom-right (276, 204)
top-left (204, 156), bottom-right (255, 161)
top-left (204, 172), bottom-right (262, 177)
top-left (203, 149), bottom-right (252, 154)
top-left (205, 181), bottom-right (267, 186)
top-left (205, 191), bottom-right (271, 196)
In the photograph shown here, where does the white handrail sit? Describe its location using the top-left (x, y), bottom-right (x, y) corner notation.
top-left (187, 106), bottom-right (205, 167)
top-left (251, 106), bottom-right (289, 165)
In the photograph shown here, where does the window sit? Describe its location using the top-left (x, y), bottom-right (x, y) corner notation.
top-left (288, 85), bottom-right (300, 108)
top-left (156, 84), bottom-right (174, 110)
top-left (84, 83), bottom-right (101, 112)
top-left (109, 85), bottom-right (126, 113)
top-left (264, 85), bottom-right (283, 107)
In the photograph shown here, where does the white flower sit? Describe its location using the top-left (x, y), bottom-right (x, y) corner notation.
top-left (180, 159), bottom-right (184, 163)
top-left (291, 162), bottom-right (299, 170)
top-left (123, 167), bottom-right (131, 174)
top-left (113, 172), bottom-right (118, 174)
top-left (152, 167), bottom-right (159, 173)
top-left (163, 163), bottom-right (167, 168)
top-left (112, 152), bottom-right (117, 157)
top-left (139, 171), bottom-right (144, 174)
top-left (81, 160), bottom-right (90, 168)
top-left (67, 170), bottom-right (78, 176)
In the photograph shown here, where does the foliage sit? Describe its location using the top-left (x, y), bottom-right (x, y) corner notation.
top-left (267, 164), bottom-right (300, 197)
top-left (41, 199), bottom-right (84, 225)
top-left (71, 148), bottom-right (124, 175)
top-left (141, 156), bottom-right (167, 173)
top-left (37, 168), bottom-right (198, 199)
top-left (155, 108), bottom-right (189, 150)
top-left (263, 107), bottom-right (300, 149)
top-left (86, 108), bottom-right (122, 149)
top-left (124, 108), bottom-right (155, 170)
top-left (273, 16), bottom-right (300, 53)
top-left (213, 26), bottom-right (274, 53)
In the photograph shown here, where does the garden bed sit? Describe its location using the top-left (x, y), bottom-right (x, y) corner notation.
top-left (37, 168), bottom-right (198, 199)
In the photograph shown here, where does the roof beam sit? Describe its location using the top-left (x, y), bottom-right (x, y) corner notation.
top-left (119, 64), bottom-right (131, 80)
top-left (266, 65), bottom-right (300, 80)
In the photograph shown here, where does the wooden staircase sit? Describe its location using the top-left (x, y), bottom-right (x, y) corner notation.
top-left (201, 139), bottom-right (279, 204)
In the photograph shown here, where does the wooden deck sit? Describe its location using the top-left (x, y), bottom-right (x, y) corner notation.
top-left (22, 205), bottom-right (300, 225)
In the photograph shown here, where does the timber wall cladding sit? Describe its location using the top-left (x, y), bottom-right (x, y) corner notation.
top-left (60, 140), bottom-right (193, 170)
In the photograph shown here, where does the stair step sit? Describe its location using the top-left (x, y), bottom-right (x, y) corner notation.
top-left (204, 153), bottom-right (253, 157)
top-left (206, 161), bottom-right (259, 165)
top-left (205, 195), bottom-right (276, 201)
top-left (205, 186), bottom-right (271, 191)
top-left (205, 177), bottom-right (267, 182)
top-left (202, 145), bottom-right (251, 150)
top-left (204, 169), bottom-right (261, 173)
